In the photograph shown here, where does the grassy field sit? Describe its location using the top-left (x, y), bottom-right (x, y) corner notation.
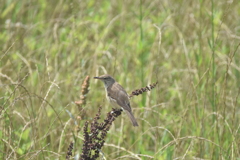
top-left (1, 0), bottom-right (240, 159)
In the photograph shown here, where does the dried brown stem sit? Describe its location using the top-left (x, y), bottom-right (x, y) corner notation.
top-left (75, 75), bottom-right (90, 108)
top-left (129, 81), bottom-right (158, 98)
top-left (66, 141), bottom-right (74, 160)
top-left (79, 107), bottom-right (122, 160)
top-left (74, 75), bottom-right (90, 122)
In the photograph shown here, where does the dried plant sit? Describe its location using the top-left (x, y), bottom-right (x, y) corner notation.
top-left (129, 81), bottom-right (158, 98)
top-left (66, 141), bottom-right (74, 160)
top-left (75, 75), bottom-right (90, 110)
top-left (74, 75), bottom-right (90, 125)
top-left (79, 107), bottom-right (122, 160)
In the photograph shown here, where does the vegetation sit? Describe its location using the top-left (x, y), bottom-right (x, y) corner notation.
top-left (1, 0), bottom-right (240, 159)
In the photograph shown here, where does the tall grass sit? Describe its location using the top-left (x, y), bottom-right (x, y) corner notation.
top-left (1, 0), bottom-right (240, 159)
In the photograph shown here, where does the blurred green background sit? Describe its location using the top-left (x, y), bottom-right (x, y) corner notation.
top-left (1, 0), bottom-right (240, 159)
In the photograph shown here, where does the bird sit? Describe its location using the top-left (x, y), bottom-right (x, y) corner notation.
top-left (94, 74), bottom-right (139, 127)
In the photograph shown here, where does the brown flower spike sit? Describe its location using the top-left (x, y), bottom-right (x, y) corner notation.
top-left (75, 75), bottom-right (90, 108)
top-left (129, 81), bottom-right (158, 98)
top-left (80, 107), bottom-right (122, 160)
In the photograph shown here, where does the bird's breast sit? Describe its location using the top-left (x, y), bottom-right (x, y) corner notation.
top-left (105, 90), bottom-right (121, 109)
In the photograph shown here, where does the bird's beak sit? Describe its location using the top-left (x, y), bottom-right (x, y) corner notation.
top-left (94, 77), bottom-right (100, 79)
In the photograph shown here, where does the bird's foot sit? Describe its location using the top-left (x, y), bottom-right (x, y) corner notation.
top-left (111, 108), bottom-right (122, 116)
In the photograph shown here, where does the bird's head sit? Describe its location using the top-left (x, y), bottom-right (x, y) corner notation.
top-left (94, 74), bottom-right (115, 88)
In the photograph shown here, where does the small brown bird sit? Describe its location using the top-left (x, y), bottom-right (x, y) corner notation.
top-left (94, 74), bottom-right (138, 127)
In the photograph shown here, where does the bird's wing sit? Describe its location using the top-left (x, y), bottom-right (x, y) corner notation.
top-left (107, 83), bottom-right (132, 112)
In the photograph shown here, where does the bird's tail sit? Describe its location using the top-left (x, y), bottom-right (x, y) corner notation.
top-left (125, 111), bottom-right (139, 127)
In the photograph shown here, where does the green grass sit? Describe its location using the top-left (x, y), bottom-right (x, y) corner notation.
top-left (1, 0), bottom-right (240, 159)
